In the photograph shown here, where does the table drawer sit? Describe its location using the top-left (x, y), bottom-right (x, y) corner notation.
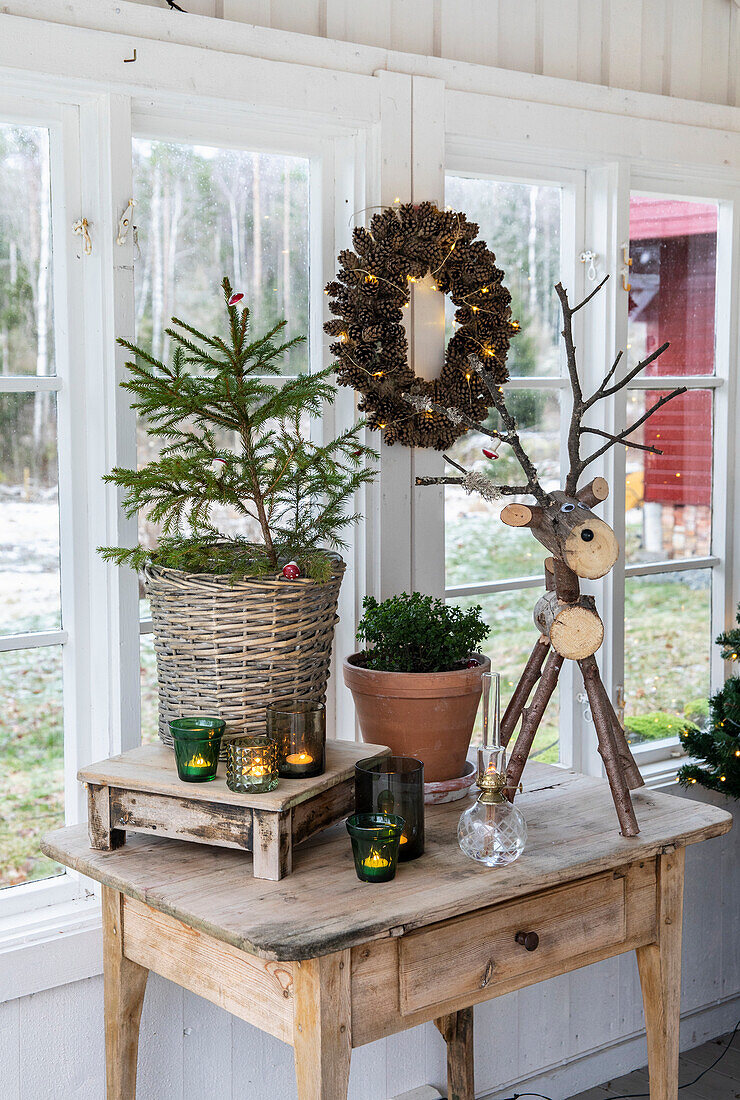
top-left (399, 871), bottom-right (626, 1016)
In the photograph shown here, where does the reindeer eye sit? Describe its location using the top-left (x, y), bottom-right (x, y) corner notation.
top-left (560, 503), bottom-right (576, 513)
top-left (577, 502), bottom-right (589, 510)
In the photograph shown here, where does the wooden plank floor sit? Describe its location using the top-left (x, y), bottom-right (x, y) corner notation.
top-left (570, 1031), bottom-right (740, 1099)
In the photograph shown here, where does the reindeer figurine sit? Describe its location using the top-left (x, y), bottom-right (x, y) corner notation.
top-left (411, 276), bottom-right (687, 836)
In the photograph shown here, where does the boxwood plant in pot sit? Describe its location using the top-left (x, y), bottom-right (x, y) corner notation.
top-left (344, 593), bottom-right (490, 782)
top-left (101, 278), bottom-right (376, 747)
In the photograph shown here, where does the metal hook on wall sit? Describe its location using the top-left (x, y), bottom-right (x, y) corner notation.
top-left (72, 218), bottom-right (93, 255)
top-left (579, 249), bottom-right (598, 281)
top-left (116, 199), bottom-right (136, 246)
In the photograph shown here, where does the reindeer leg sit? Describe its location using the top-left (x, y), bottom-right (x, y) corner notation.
top-left (591, 678), bottom-right (645, 790)
top-left (506, 650), bottom-right (564, 798)
top-left (500, 635), bottom-right (551, 747)
top-left (579, 655), bottom-right (640, 837)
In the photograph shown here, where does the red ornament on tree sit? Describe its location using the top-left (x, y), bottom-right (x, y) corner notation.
top-left (482, 447), bottom-right (499, 460)
top-left (228, 293), bottom-right (244, 306)
top-left (282, 561), bottom-right (300, 580)
top-left (466, 658), bottom-right (479, 668)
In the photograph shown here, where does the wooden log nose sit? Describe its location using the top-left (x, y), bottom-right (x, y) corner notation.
top-left (563, 517), bottom-right (618, 579)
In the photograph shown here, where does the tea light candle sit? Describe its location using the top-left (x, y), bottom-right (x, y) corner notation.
top-left (284, 752), bottom-right (314, 766)
top-left (362, 848), bottom-right (391, 874)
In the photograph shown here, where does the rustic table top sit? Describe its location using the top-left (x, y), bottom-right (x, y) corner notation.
top-left (43, 762), bottom-right (731, 962)
top-left (78, 740), bottom-right (390, 812)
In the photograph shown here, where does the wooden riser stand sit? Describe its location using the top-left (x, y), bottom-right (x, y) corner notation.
top-left (80, 740), bottom-right (390, 880)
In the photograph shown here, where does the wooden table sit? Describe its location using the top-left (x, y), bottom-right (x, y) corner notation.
top-left (42, 762), bottom-right (732, 1100)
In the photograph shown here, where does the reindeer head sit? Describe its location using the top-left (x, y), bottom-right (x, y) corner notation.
top-left (500, 477), bottom-right (618, 580)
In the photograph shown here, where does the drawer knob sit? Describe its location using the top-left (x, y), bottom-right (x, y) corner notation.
top-left (515, 930), bottom-right (539, 952)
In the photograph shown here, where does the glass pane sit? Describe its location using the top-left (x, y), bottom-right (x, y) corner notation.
top-left (140, 631), bottom-right (158, 745)
top-left (0, 645), bottom-right (64, 888)
top-left (0, 393), bottom-right (60, 634)
top-left (445, 389), bottom-right (560, 587)
top-left (448, 591), bottom-right (560, 763)
top-left (624, 570), bottom-right (711, 745)
top-left (132, 140), bottom-right (310, 376)
top-left (445, 176), bottom-right (562, 376)
top-left (624, 388), bottom-right (711, 563)
top-left (629, 196), bottom-right (717, 376)
top-left (0, 123), bottom-right (55, 377)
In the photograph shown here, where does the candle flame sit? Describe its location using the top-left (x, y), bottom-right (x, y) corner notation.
top-left (187, 753), bottom-right (209, 768)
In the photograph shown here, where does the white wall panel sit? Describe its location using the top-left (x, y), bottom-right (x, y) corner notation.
top-left (541, 0), bottom-right (580, 80)
top-left (607, 0), bottom-right (644, 92)
top-left (439, 0), bottom-right (499, 68)
top-left (577, 0), bottom-right (604, 85)
top-left (0, 1000), bottom-right (20, 1099)
top-left (498, 0), bottom-right (538, 76)
top-left (125, 0), bottom-right (740, 111)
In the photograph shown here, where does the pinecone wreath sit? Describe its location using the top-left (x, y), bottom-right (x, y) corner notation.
top-left (324, 201), bottom-right (517, 449)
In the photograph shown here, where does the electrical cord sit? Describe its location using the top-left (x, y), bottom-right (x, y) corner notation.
top-left (497, 1018), bottom-right (739, 1100)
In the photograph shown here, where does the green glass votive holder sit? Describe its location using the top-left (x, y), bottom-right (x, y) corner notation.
top-left (346, 813), bottom-right (405, 883)
top-left (267, 699), bottom-right (326, 779)
top-left (170, 717), bottom-right (225, 783)
top-left (225, 735), bottom-right (279, 794)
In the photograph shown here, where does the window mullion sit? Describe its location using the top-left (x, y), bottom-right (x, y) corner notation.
top-left (575, 160), bottom-right (631, 776)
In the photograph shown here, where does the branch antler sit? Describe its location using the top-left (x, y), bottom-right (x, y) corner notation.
top-left (555, 277), bottom-right (686, 495)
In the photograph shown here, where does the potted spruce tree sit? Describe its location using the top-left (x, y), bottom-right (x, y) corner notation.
top-left (343, 593), bottom-right (490, 782)
top-left (102, 279), bottom-right (376, 747)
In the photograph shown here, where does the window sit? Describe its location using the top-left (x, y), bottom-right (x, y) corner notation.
top-left (619, 194), bottom-right (721, 751)
top-left (131, 136), bottom-right (312, 743)
top-left (0, 122), bottom-right (64, 889)
top-left (443, 173), bottom-right (568, 762)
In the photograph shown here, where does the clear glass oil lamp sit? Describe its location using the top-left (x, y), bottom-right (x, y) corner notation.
top-left (457, 671), bottom-right (527, 866)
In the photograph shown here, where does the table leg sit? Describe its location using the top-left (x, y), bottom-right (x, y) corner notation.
top-left (102, 886), bottom-right (149, 1100)
top-left (636, 848), bottom-right (685, 1100)
top-left (293, 950), bottom-right (351, 1100)
top-left (434, 1007), bottom-right (474, 1100)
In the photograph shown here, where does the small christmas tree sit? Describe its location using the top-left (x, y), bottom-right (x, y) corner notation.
top-left (100, 278), bottom-right (377, 581)
top-left (678, 608), bottom-right (740, 797)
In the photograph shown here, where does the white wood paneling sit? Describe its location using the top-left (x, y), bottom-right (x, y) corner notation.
top-left (120, 0), bottom-right (740, 111)
top-left (541, 0), bottom-right (579, 81)
top-left (439, 0), bottom-right (498, 68)
top-left (607, 0), bottom-right (643, 92)
top-left (0, 1000), bottom-right (20, 1099)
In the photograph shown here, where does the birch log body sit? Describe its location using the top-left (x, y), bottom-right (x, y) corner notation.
top-left (533, 591), bottom-right (604, 660)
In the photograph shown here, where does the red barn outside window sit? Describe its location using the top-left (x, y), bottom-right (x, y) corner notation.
top-left (627, 197), bottom-right (716, 561)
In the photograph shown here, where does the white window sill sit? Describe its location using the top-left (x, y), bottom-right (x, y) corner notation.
top-left (0, 892), bottom-right (102, 1003)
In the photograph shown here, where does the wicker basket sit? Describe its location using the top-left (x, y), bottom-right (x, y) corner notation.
top-left (144, 555), bottom-right (345, 751)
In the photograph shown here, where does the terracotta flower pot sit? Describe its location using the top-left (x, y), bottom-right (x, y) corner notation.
top-left (343, 653), bottom-right (490, 783)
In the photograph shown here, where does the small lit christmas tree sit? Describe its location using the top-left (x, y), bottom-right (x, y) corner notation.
top-left (678, 609), bottom-right (740, 797)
